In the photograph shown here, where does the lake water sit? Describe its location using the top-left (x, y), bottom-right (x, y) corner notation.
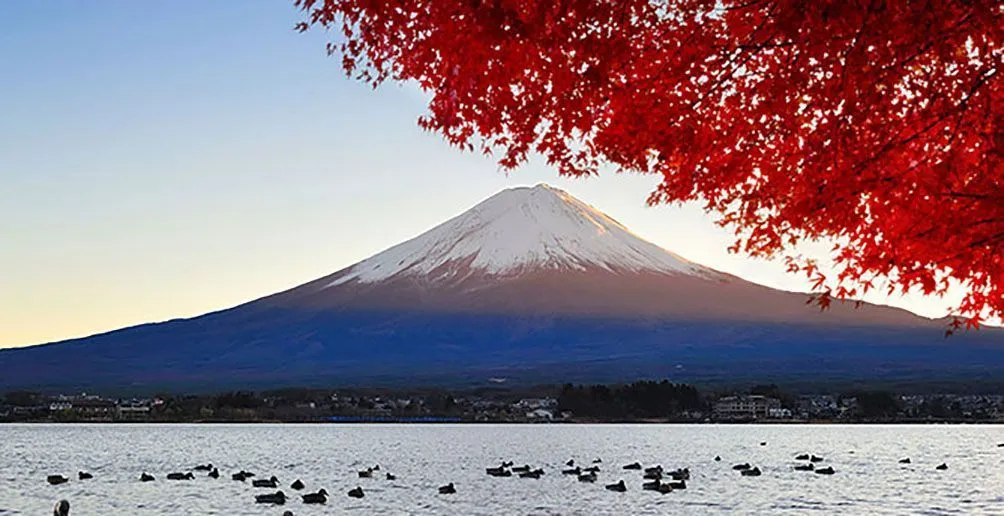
top-left (0, 424), bottom-right (1002, 515)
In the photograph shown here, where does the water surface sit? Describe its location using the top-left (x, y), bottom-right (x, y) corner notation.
top-left (0, 424), bottom-right (1001, 515)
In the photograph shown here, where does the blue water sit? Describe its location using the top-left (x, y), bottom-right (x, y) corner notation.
top-left (0, 424), bottom-right (1002, 515)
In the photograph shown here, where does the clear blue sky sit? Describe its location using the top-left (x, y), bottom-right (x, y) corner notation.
top-left (0, 1), bottom-right (970, 347)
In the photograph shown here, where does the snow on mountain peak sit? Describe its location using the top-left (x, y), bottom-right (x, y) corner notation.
top-left (327, 184), bottom-right (718, 287)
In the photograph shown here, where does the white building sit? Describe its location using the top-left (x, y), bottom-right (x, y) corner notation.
top-left (713, 395), bottom-right (783, 419)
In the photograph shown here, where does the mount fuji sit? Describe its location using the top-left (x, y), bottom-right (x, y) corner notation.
top-left (2, 184), bottom-right (1002, 391)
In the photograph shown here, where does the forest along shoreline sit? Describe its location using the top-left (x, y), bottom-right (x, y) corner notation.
top-left (3, 381), bottom-right (1002, 424)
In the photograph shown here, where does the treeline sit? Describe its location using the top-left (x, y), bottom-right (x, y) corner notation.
top-left (558, 380), bottom-right (703, 419)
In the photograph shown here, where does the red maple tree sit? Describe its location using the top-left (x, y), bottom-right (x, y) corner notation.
top-left (295, 0), bottom-right (1002, 327)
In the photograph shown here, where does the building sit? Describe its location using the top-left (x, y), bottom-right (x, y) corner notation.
top-left (713, 395), bottom-right (782, 420)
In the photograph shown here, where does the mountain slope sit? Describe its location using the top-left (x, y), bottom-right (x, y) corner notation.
top-left (1, 184), bottom-right (1001, 391)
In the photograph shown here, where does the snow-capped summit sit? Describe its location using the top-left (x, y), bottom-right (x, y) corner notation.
top-left (327, 184), bottom-right (718, 287)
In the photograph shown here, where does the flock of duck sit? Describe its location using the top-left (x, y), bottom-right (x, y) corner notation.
top-left (44, 442), bottom-right (985, 515)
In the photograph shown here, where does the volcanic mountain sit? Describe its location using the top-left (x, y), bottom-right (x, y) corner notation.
top-left (2, 184), bottom-right (1002, 391)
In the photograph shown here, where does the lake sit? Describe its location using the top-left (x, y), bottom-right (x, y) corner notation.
top-left (1, 424), bottom-right (1001, 515)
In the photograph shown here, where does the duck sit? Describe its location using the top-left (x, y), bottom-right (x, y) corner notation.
top-left (622, 462), bottom-right (642, 470)
top-left (253, 475), bottom-right (279, 488)
top-left (53, 500), bottom-right (70, 516)
top-left (732, 463), bottom-right (751, 471)
top-left (815, 466), bottom-right (835, 475)
top-left (304, 488), bottom-right (329, 503)
top-left (642, 479), bottom-right (661, 491)
top-left (290, 479), bottom-right (305, 490)
top-left (644, 465), bottom-right (663, 475)
top-left (794, 463), bottom-right (814, 471)
top-left (167, 472), bottom-right (194, 481)
top-left (583, 465), bottom-right (600, 474)
top-left (519, 469), bottom-right (543, 479)
top-left (577, 472), bottom-right (597, 483)
top-left (347, 487), bottom-right (364, 499)
top-left (438, 482), bottom-right (456, 494)
top-left (208, 468), bottom-right (219, 479)
top-left (760, 442), bottom-right (767, 446)
top-left (795, 453), bottom-right (810, 460)
top-left (78, 471), bottom-right (93, 480)
top-left (714, 456), bottom-right (722, 461)
top-left (668, 468), bottom-right (689, 481)
top-left (254, 491), bottom-right (287, 505)
top-left (643, 470), bottom-right (663, 480)
top-left (371, 464), bottom-right (381, 471)
top-left (561, 466), bottom-right (581, 475)
top-left (232, 471), bottom-right (252, 481)
top-left (593, 458), bottom-right (603, 464)
top-left (140, 473), bottom-right (155, 482)
top-left (936, 463), bottom-right (948, 470)
top-left (486, 466), bottom-right (511, 477)
top-left (511, 465), bottom-right (531, 474)
top-left (810, 455), bottom-right (824, 463)
top-left (666, 479), bottom-right (686, 489)
top-left (657, 483), bottom-right (674, 494)
top-left (500, 461), bottom-right (513, 468)
top-left (386, 472), bottom-right (396, 480)
top-left (358, 468), bottom-right (374, 478)
top-left (282, 512), bottom-right (294, 516)
top-left (740, 466), bottom-right (762, 477)
top-left (898, 458), bottom-right (911, 464)
top-left (566, 459), bottom-right (575, 466)
top-left (47, 475), bottom-right (69, 485)
top-left (605, 480), bottom-right (626, 492)
top-left (193, 464), bottom-right (213, 471)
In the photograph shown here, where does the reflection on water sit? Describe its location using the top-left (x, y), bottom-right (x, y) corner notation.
top-left (0, 424), bottom-right (1002, 515)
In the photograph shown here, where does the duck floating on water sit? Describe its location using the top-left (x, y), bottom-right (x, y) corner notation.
top-left (166, 472), bottom-right (194, 481)
top-left (53, 500), bottom-right (70, 516)
top-left (714, 456), bottom-right (722, 462)
top-left (732, 463), bottom-right (751, 471)
top-left (358, 468), bottom-right (374, 478)
top-left (898, 458), bottom-right (911, 464)
top-left (583, 465), bottom-right (600, 474)
top-left (486, 465), bottom-right (511, 477)
top-left (290, 479), bottom-right (305, 490)
top-left (577, 472), bottom-right (597, 483)
top-left (438, 482), bottom-right (456, 494)
top-left (140, 473), bottom-right (155, 482)
top-left (810, 455), bottom-right (824, 463)
top-left (519, 469), bottom-right (544, 479)
top-left (623, 462), bottom-right (642, 470)
top-left (252, 475), bottom-right (279, 488)
top-left (936, 463), bottom-right (948, 470)
top-left (47, 475), bottom-right (69, 486)
top-left (386, 472), bottom-right (396, 480)
top-left (301, 485), bottom-right (325, 501)
top-left (512, 465), bottom-right (531, 474)
top-left (605, 480), bottom-right (626, 492)
top-left (77, 471), bottom-right (92, 480)
top-left (642, 479), bottom-right (661, 491)
top-left (740, 466), bottom-right (762, 477)
top-left (193, 464), bottom-right (213, 472)
top-left (795, 454), bottom-right (810, 461)
top-left (794, 463), bottom-right (814, 471)
top-left (668, 468), bottom-right (689, 481)
top-left (561, 466), bottom-right (581, 475)
top-left (232, 471), bottom-right (252, 481)
top-left (593, 458), bottom-right (603, 464)
top-left (303, 488), bottom-right (329, 503)
top-left (814, 466), bottom-right (835, 475)
top-left (346, 487), bottom-right (363, 499)
top-left (208, 468), bottom-right (219, 479)
top-left (254, 491), bottom-right (286, 505)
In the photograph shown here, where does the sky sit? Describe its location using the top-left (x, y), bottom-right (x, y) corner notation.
top-left (0, 1), bottom-right (975, 348)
